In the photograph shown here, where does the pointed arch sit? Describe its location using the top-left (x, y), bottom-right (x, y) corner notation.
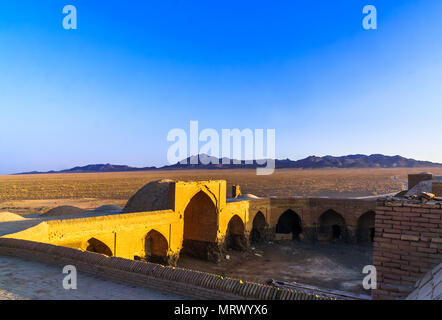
top-left (276, 209), bottom-right (303, 240)
top-left (319, 209), bottom-right (347, 241)
top-left (144, 229), bottom-right (168, 264)
top-left (84, 238), bottom-right (112, 256)
top-left (250, 211), bottom-right (268, 243)
top-left (357, 211), bottom-right (375, 243)
top-left (226, 215), bottom-right (247, 250)
top-left (181, 191), bottom-right (218, 260)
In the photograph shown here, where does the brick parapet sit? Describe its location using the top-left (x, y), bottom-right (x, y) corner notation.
top-left (0, 238), bottom-right (329, 300)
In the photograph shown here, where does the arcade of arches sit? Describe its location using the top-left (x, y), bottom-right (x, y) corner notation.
top-left (7, 180), bottom-right (377, 267)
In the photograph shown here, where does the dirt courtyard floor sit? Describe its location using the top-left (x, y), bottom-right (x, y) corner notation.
top-left (178, 241), bottom-right (373, 296)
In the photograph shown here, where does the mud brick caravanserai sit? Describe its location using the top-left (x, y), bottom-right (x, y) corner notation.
top-left (0, 173), bottom-right (441, 300)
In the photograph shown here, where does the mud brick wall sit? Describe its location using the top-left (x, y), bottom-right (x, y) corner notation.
top-left (408, 173), bottom-right (433, 190)
top-left (0, 238), bottom-right (327, 300)
top-left (432, 182), bottom-right (442, 197)
top-left (373, 200), bottom-right (442, 300)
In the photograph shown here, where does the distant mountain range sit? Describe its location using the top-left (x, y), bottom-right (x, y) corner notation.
top-left (17, 154), bottom-right (442, 175)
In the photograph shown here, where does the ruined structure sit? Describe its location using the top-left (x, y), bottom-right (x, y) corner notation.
top-left (1, 173), bottom-right (440, 300)
top-left (2, 180), bottom-right (376, 266)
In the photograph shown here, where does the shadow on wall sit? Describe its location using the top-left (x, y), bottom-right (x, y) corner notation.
top-left (83, 238), bottom-right (112, 256)
top-left (356, 211), bottom-right (375, 243)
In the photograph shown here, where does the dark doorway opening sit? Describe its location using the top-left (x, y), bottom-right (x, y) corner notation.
top-left (226, 215), bottom-right (247, 251)
top-left (332, 225), bottom-right (341, 239)
top-left (356, 211), bottom-right (376, 244)
top-left (182, 191), bottom-right (219, 261)
top-left (250, 211), bottom-right (267, 243)
top-left (144, 230), bottom-right (168, 264)
top-left (275, 209), bottom-right (303, 240)
top-left (319, 209), bottom-right (347, 241)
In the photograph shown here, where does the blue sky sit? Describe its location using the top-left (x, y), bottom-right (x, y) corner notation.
top-left (0, 0), bottom-right (441, 174)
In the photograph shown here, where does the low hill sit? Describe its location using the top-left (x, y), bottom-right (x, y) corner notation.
top-left (277, 154), bottom-right (441, 169)
top-left (17, 154), bottom-right (442, 174)
top-left (20, 164), bottom-right (155, 174)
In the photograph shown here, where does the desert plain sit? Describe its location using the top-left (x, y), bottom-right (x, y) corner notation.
top-left (1, 167), bottom-right (442, 215)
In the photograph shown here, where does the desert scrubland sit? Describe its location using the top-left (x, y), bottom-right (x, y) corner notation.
top-left (1, 167), bottom-right (441, 207)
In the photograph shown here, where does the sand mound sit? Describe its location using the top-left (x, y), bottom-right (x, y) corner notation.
top-left (0, 212), bottom-right (26, 222)
top-left (40, 206), bottom-right (86, 217)
top-left (239, 193), bottom-right (260, 199)
top-left (124, 179), bottom-right (175, 213)
top-left (93, 205), bottom-right (122, 212)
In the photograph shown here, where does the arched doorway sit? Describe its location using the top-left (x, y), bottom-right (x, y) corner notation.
top-left (182, 191), bottom-right (218, 261)
top-left (319, 209), bottom-right (347, 241)
top-left (250, 211), bottom-right (267, 243)
top-left (226, 215), bottom-right (247, 250)
top-left (275, 209), bottom-right (303, 240)
top-left (84, 238), bottom-right (112, 256)
top-left (356, 211), bottom-right (375, 243)
top-left (144, 230), bottom-right (168, 264)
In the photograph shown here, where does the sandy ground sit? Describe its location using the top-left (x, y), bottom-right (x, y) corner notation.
top-left (178, 241), bottom-right (373, 295)
top-left (0, 255), bottom-right (185, 300)
top-left (4, 168), bottom-right (442, 204)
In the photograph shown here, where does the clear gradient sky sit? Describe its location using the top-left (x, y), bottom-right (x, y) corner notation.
top-left (0, 1), bottom-right (441, 174)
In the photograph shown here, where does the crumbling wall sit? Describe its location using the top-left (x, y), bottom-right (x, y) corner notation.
top-left (406, 262), bottom-right (441, 300)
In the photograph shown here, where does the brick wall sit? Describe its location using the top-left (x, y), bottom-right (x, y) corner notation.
top-left (373, 200), bottom-right (442, 299)
top-left (0, 238), bottom-right (327, 300)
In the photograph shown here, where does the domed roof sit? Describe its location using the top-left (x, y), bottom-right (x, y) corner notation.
top-left (123, 179), bottom-right (175, 213)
